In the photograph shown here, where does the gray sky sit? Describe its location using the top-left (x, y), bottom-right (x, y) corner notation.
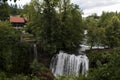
top-left (8, 0), bottom-right (120, 17)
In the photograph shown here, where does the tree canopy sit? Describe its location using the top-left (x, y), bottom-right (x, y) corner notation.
top-left (23, 0), bottom-right (84, 53)
top-left (0, 2), bottom-right (9, 20)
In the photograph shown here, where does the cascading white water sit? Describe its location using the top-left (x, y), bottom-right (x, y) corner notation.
top-left (50, 51), bottom-right (89, 77)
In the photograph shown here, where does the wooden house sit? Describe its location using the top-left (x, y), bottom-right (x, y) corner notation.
top-left (10, 16), bottom-right (27, 28)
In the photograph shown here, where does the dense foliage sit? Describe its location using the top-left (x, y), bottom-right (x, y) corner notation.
top-left (9, 4), bottom-right (22, 15)
top-left (0, 72), bottom-right (39, 80)
top-left (86, 48), bottom-right (120, 80)
top-left (0, 1), bottom-right (22, 21)
top-left (23, 0), bottom-right (83, 53)
top-left (0, 22), bottom-right (31, 74)
top-left (0, 2), bottom-right (9, 20)
top-left (85, 12), bottom-right (120, 49)
top-left (0, 0), bottom-right (120, 79)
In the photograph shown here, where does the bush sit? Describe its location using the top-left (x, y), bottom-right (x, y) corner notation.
top-left (86, 48), bottom-right (120, 80)
top-left (0, 21), bottom-right (31, 74)
top-left (57, 74), bottom-right (88, 80)
top-left (0, 72), bottom-right (39, 80)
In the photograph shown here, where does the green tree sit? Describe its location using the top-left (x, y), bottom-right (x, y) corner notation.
top-left (38, 0), bottom-right (61, 53)
top-left (96, 27), bottom-right (106, 47)
top-left (9, 4), bottom-right (22, 15)
top-left (0, 21), bottom-right (20, 50)
top-left (22, 0), bottom-right (42, 34)
top-left (106, 16), bottom-right (120, 48)
top-left (0, 21), bottom-right (20, 71)
top-left (86, 17), bottom-right (98, 49)
top-left (86, 15), bottom-right (107, 49)
top-left (0, 2), bottom-right (9, 20)
top-left (25, 0), bottom-right (84, 53)
top-left (0, 21), bottom-right (30, 73)
top-left (0, 0), bottom-right (20, 21)
top-left (59, 3), bottom-right (83, 51)
top-left (22, 0), bottom-right (41, 21)
top-left (98, 12), bottom-right (117, 28)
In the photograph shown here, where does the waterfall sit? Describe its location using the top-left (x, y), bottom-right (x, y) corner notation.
top-left (33, 43), bottom-right (38, 60)
top-left (50, 51), bottom-right (89, 77)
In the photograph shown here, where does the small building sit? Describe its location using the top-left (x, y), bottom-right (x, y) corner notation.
top-left (10, 16), bottom-right (27, 28)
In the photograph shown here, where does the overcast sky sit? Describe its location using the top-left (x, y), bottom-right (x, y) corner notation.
top-left (8, 0), bottom-right (120, 17)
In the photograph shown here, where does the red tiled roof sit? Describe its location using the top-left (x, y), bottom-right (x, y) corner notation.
top-left (10, 16), bottom-right (25, 23)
